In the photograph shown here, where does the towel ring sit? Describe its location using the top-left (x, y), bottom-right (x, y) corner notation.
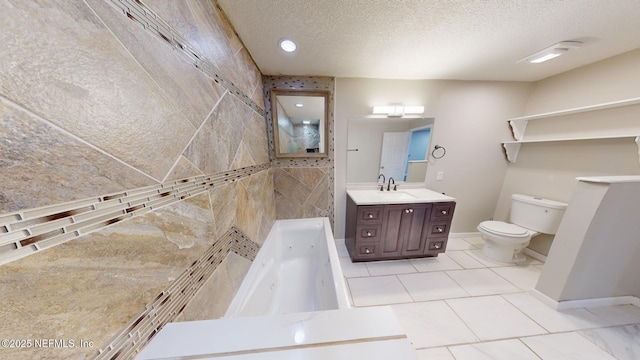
top-left (431, 145), bottom-right (446, 159)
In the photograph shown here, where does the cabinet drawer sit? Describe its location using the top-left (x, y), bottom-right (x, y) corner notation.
top-left (428, 240), bottom-right (446, 251)
top-left (356, 225), bottom-right (381, 242)
top-left (355, 243), bottom-right (378, 258)
top-left (431, 202), bottom-right (455, 221)
top-left (357, 206), bottom-right (384, 224)
top-left (428, 222), bottom-right (450, 237)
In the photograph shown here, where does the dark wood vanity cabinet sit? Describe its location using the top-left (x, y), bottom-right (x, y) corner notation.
top-left (346, 196), bottom-right (455, 262)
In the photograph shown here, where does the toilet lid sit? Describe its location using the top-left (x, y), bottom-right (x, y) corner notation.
top-left (479, 221), bottom-right (529, 237)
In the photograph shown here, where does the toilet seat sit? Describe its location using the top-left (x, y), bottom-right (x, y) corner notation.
top-left (478, 221), bottom-right (530, 238)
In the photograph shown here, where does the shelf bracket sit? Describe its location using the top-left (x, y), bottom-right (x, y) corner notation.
top-left (502, 143), bottom-right (521, 163)
top-left (509, 119), bottom-right (527, 141)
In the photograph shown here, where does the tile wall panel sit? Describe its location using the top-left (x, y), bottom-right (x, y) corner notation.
top-left (91, 227), bottom-right (260, 360)
top-left (257, 169), bottom-right (278, 243)
top-left (0, 168), bottom-right (266, 360)
top-left (0, 98), bottom-right (154, 214)
top-left (164, 156), bottom-right (205, 183)
top-left (263, 76), bottom-right (335, 228)
top-left (0, 165), bottom-right (268, 266)
top-left (0, 0), bottom-right (275, 359)
top-left (242, 109), bottom-right (271, 165)
top-left (183, 94), bottom-right (247, 174)
top-left (178, 252), bottom-right (252, 322)
top-left (0, 191), bottom-right (232, 359)
top-left (273, 167), bottom-right (331, 220)
top-left (85, 0), bottom-right (227, 129)
top-left (145, 0), bottom-right (263, 109)
top-left (209, 181), bottom-right (239, 242)
top-left (0, 0), bottom-right (196, 181)
top-left (236, 170), bottom-right (275, 243)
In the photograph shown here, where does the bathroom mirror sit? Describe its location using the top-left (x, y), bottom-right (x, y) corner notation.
top-left (347, 117), bottom-right (434, 183)
top-left (271, 90), bottom-right (329, 158)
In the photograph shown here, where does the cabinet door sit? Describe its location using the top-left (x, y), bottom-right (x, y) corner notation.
top-left (380, 205), bottom-right (406, 257)
top-left (380, 204), bottom-right (431, 258)
top-left (401, 204), bottom-right (431, 256)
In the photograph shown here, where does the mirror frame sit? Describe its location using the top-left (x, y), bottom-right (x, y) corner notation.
top-left (271, 89), bottom-right (329, 158)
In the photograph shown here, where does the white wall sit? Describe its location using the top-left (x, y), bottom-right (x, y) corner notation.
top-left (335, 78), bottom-right (531, 237)
top-left (494, 49), bottom-right (640, 255)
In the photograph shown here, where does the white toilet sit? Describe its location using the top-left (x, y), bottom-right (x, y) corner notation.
top-left (477, 194), bottom-right (568, 263)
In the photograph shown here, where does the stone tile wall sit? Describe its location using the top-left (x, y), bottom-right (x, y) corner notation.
top-left (0, 1), bottom-right (273, 359)
top-left (263, 76), bottom-right (335, 227)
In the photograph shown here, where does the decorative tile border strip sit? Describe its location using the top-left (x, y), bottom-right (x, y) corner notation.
top-left (106, 0), bottom-right (265, 117)
top-left (92, 226), bottom-right (260, 360)
top-left (230, 228), bottom-right (260, 260)
top-left (0, 163), bottom-right (269, 266)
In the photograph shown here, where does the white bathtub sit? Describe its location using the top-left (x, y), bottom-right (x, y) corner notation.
top-left (225, 218), bottom-right (351, 317)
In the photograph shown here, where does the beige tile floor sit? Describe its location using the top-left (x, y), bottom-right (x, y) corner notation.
top-left (336, 236), bottom-right (640, 360)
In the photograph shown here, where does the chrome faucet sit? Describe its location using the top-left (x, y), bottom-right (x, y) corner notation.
top-left (387, 177), bottom-right (395, 191)
top-left (377, 174), bottom-right (386, 191)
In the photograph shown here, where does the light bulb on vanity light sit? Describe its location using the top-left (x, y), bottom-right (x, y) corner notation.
top-left (372, 105), bottom-right (424, 117)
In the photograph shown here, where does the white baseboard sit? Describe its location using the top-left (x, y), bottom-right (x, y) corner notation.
top-left (530, 288), bottom-right (640, 310)
top-left (522, 248), bottom-right (547, 262)
top-left (449, 232), bottom-right (481, 238)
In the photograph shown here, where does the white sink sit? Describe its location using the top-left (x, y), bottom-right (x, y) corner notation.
top-left (373, 191), bottom-right (418, 201)
top-left (347, 188), bottom-right (455, 205)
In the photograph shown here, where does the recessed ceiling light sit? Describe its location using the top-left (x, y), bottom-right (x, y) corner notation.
top-left (518, 41), bottom-right (582, 64)
top-left (295, 103), bottom-right (303, 107)
top-left (279, 39), bottom-right (297, 53)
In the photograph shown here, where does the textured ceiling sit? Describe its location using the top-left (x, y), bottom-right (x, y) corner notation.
top-left (218, 0), bottom-right (640, 81)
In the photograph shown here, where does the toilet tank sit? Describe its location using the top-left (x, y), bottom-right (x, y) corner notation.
top-left (510, 194), bottom-right (568, 234)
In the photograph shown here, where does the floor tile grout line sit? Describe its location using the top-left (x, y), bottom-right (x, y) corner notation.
top-left (443, 250), bottom-right (487, 269)
top-left (339, 248), bottom-right (640, 358)
top-left (573, 326), bottom-right (630, 359)
top-left (487, 264), bottom-right (540, 292)
top-left (440, 298), bottom-right (483, 345)
top-left (441, 270), bottom-right (473, 299)
top-left (514, 337), bottom-right (544, 360)
top-left (394, 274), bottom-right (417, 303)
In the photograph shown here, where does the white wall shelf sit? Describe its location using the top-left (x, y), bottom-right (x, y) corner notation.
top-left (503, 96), bottom-right (640, 163)
top-left (508, 97), bottom-right (640, 141)
top-left (502, 135), bottom-right (640, 163)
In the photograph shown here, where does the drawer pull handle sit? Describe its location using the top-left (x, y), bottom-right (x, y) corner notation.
top-left (405, 208), bottom-right (414, 214)
top-left (441, 210), bottom-right (447, 215)
top-left (365, 248), bottom-right (370, 254)
top-left (368, 214), bottom-right (373, 219)
top-left (366, 231), bottom-right (372, 237)
top-left (436, 227), bottom-right (444, 232)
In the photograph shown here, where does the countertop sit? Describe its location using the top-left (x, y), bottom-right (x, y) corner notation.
top-left (347, 188), bottom-right (455, 205)
top-left (137, 307), bottom-right (418, 360)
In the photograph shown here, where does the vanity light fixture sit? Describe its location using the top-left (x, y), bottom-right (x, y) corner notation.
top-left (518, 41), bottom-right (582, 64)
top-left (279, 38), bottom-right (297, 53)
top-left (372, 105), bottom-right (424, 117)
